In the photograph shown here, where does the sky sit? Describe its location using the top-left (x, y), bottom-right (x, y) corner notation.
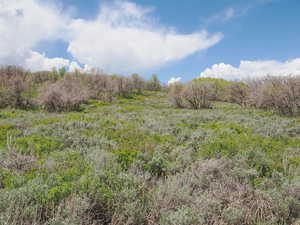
top-left (1, 0), bottom-right (300, 83)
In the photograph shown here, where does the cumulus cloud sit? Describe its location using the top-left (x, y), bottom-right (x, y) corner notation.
top-left (0, 0), bottom-right (69, 67)
top-left (69, 61), bottom-right (82, 72)
top-left (24, 51), bottom-right (70, 71)
top-left (167, 77), bottom-right (182, 85)
top-left (200, 59), bottom-right (300, 80)
top-left (24, 52), bottom-right (95, 73)
top-left (0, 0), bottom-right (222, 72)
top-left (67, 0), bottom-right (223, 73)
top-left (69, 62), bottom-right (95, 73)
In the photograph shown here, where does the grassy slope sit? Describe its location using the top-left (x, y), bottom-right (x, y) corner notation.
top-left (0, 92), bottom-right (299, 225)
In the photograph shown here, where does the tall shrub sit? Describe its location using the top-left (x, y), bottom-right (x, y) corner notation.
top-left (39, 76), bottom-right (92, 112)
top-left (0, 66), bottom-right (34, 109)
top-left (168, 82), bottom-right (185, 108)
top-left (247, 76), bottom-right (300, 116)
top-left (182, 81), bottom-right (213, 109)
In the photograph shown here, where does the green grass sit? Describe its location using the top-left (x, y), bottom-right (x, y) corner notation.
top-left (0, 92), bottom-right (299, 225)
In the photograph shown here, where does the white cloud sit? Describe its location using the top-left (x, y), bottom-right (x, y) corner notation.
top-left (205, 7), bottom-right (236, 24)
top-left (200, 59), bottom-right (300, 80)
top-left (204, 0), bottom-right (275, 26)
top-left (0, 0), bottom-right (222, 72)
top-left (69, 61), bottom-right (82, 72)
top-left (167, 77), bottom-right (182, 85)
top-left (0, 0), bottom-right (69, 66)
top-left (24, 51), bottom-right (70, 71)
top-left (224, 8), bottom-right (235, 21)
top-left (24, 51), bottom-right (94, 73)
top-left (69, 62), bottom-right (94, 73)
top-left (67, 0), bottom-right (223, 73)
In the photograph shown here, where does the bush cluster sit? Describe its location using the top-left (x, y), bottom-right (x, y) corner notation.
top-left (246, 76), bottom-right (300, 116)
top-left (0, 66), bottom-right (162, 112)
top-left (39, 76), bottom-right (92, 112)
top-left (169, 76), bottom-right (300, 116)
top-left (169, 80), bottom-right (215, 109)
top-left (0, 66), bottom-right (35, 109)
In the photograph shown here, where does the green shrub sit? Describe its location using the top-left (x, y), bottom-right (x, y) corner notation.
top-left (0, 83), bottom-right (299, 225)
top-left (136, 151), bottom-right (170, 176)
top-left (146, 74), bottom-right (162, 91)
top-left (114, 149), bottom-right (139, 170)
top-left (15, 135), bottom-right (64, 156)
top-left (0, 124), bottom-right (14, 147)
top-left (199, 123), bottom-right (300, 177)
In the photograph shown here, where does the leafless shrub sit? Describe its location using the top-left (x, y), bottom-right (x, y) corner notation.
top-left (113, 76), bottom-right (134, 96)
top-left (131, 74), bottom-right (145, 94)
top-left (84, 73), bottom-right (140, 99)
top-left (0, 66), bottom-right (35, 109)
top-left (0, 65), bottom-right (162, 111)
top-left (27, 71), bottom-right (58, 84)
top-left (181, 81), bottom-right (214, 109)
top-left (83, 73), bottom-right (113, 100)
top-left (247, 76), bottom-right (300, 116)
top-left (168, 81), bottom-right (214, 109)
top-left (39, 76), bottom-right (92, 112)
top-left (168, 82), bottom-right (185, 108)
top-left (229, 82), bottom-right (249, 106)
top-left (0, 65), bottom-right (24, 84)
top-left (48, 194), bottom-right (113, 225)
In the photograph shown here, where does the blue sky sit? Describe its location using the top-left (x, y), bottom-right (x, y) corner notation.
top-left (1, 0), bottom-right (300, 82)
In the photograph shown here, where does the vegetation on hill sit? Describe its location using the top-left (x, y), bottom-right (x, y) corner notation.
top-left (0, 65), bottom-right (299, 225)
top-left (0, 66), bottom-right (162, 112)
top-left (169, 77), bottom-right (300, 116)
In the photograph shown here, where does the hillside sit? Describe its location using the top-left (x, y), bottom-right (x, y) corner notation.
top-left (0, 91), bottom-right (299, 225)
top-left (1, 0), bottom-right (300, 224)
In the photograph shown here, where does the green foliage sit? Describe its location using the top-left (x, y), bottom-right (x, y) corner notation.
top-left (195, 77), bottom-right (233, 88)
top-left (0, 110), bottom-right (22, 119)
top-left (0, 124), bottom-right (15, 147)
top-left (147, 74), bottom-right (161, 91)
top-left (0, 90), bottom-right (299, 225)
top-left (0, 169), bottom-right (17, 188)
top-left (58, 67), bottom-right (67, 77)
top-left (117, 105), bottom-right (144, 113)
top-left (114, 149), bottom-right (139, 170)
top-left (15, 135), bottom-right (64, 156)
top-left (137, 150), bottom-right (170, 176)
top-left (199, 122), bottom-right (300, 177)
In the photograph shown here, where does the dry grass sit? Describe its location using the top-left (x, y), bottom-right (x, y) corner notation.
top-left (0, 150), bottom-right (36, 174)
top-left (141, 159), bottom-right (298, 225)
